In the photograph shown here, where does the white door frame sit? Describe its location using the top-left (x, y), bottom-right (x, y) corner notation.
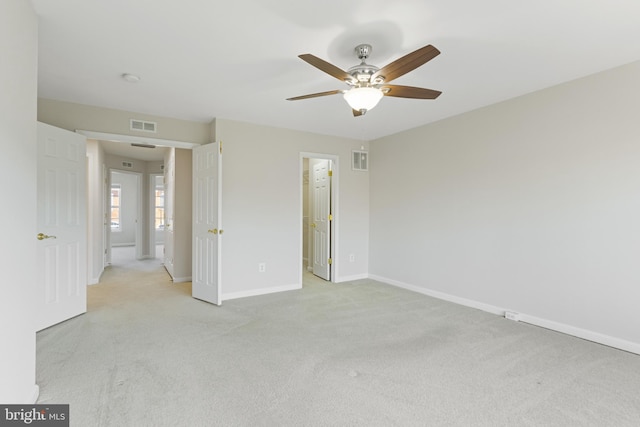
top-left (109, 169), bottom-right (143, 260)
top-left (300, 152), bottom-right (339, 284)
top-left (149, 173), bottom-right (164, 257)
top-left (76, 130), bottom-right (199, 275)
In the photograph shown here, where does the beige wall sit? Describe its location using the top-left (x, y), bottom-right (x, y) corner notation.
top-left (0, 0), bottom-right (38, 403)
top-left (38, 98), bottom-right (211, 144)
top-left (173, 148), bottom-right (193, 280)
top-left (214, 119), bottom-right (370, 298)
top-left (370, 60), bottom-right (640, 353)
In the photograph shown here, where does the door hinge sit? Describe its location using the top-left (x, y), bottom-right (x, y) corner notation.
top-left (328, 170), bottom-right (333, 177)
top-left (219, 140), bottom-right (223, 154)
top-left (328, 258), bottom-right (332, 265)
top-left (328, 214), bottom-right (333, 221)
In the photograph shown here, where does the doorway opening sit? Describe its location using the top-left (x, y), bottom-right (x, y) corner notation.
top-left (150, 174), bottom-right (165, 261)
top-left (301, 153), bottom-right (337, 283)
top-left (109, 170), bottom-right (143, 265)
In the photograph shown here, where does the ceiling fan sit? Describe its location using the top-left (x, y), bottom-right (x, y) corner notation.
top-left (287, 44), bottom-right (442, 116)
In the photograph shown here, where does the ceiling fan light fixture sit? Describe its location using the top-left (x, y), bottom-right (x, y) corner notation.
top-left (343, 87), bottom-right (383, 112)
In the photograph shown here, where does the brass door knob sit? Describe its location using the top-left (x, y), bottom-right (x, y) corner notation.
top-left (208, 229), bottom-right (218, 234)
top-left (37, 233), bottom-right (57, 240)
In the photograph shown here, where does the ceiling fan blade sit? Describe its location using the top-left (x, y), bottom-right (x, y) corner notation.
top-left (371, 45), bottom-right (440, 84)
top-left (298, 54), bottom-right (356, 84)
top-left (287, 90), bottom-right (344, 101)
top-left (352, 109), bottom-right (364, 117)
top-left (380, 85), bottom-right (442, 99)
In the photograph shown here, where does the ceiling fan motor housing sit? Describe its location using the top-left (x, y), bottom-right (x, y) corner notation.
top-left (349, 44), bottom-right (380, 85)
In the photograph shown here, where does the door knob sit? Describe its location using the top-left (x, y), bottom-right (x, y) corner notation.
top-left (37, 233), bottom-right (56, 240)
top-left (208, 229), bottom-right (218, 234)
top-left (310, 223), bottom-right (317, 228)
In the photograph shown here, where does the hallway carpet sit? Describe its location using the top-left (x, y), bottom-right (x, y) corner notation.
top-left (37, 256), bottom-right (640, 426)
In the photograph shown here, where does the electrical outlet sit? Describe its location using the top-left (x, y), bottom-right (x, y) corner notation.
top-left (349, 254), bottom-right (355, 263)
top-left (258, 263), bottom-right (266, 273)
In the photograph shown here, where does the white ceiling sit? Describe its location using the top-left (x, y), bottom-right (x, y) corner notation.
top-left (32, 0), bottom-right (640, 142)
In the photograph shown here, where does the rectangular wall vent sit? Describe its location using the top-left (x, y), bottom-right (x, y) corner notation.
top-left (352, 150), bottom-right (368, 171)
top-left (121, 161), bottom-right (133, 168)
top-left (130, 119), bottom-right (157, 133)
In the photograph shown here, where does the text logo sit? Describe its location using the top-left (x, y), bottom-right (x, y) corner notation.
top-left (0, 405), bottom-right (69, 426)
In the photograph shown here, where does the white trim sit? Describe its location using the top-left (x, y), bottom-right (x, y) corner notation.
top-left (172, 276), bottom-right (192, 283)
top-left (335, 273), bottom-right (369, 283)
top-left (370, 274), bottom-right (640, 356)
top-left (222, 283), bottom-right (301, 301)
top-left (519, 314), bottom-right (640, 356)
top-left (76, 130), bottom-right (199, 150)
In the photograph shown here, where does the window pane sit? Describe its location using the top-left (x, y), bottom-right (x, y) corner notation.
top-left (154, 185), bottom-right (164, 230)
top-left (111, 184), bottom-right (121, 229)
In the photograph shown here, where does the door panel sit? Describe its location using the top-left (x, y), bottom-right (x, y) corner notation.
top-left (192, 142), bottom-right (222, 305)
top-left (312, 159), bottom-right (331, 280)
top-left (36, 122), bottom-right (87, 331)
top-left (164, 151), bottom-right (175, 277)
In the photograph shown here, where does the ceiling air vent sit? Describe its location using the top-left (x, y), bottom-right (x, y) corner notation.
top-left (352, 150), bottom-right (368, 171)
top-left (121, 161), bottom-right (133, 168)
top-left (130, 119), bottom-right (157, 133)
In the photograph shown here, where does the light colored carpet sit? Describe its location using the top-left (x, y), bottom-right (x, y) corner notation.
top-left (37, 252), bottom-right (640, 426)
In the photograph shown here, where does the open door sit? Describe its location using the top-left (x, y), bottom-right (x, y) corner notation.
top-left (192, 142), bottom-right (222, 305)
top-left (164, 151), bottom-right (175, 277)
top-left (311, 159), bottom-right (332, 280)
top-left (36, 122), bottom-right (87, 331)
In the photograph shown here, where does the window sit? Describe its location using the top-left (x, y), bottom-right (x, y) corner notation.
top-left (154, 178), bottom-right (165, 230)
top-left (111, 184), bottom-right (121, 231)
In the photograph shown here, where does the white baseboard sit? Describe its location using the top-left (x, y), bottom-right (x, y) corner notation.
top-left (111, 243), bottom-right (134, 247)
top-left (336, 273), bottom-right (369, 283)
top-left (370, 274), bottom-right (640, 356)
top-left (172, 276), bottom-right (192, 283)
top-left (88, 267), bottom-right (104, 285)
top-left (519, 313), bottom-right (640, 356)
top-left (223, 283), bottom-right (301, 301)
top-left (369, 274), bottom-right (504, 316)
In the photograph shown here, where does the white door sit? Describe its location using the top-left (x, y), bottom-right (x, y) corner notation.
top-left (312, 159), bottom-right (332, 280)
top-left (164, 151), bottom-right (175, 277)
top-left (36, 122), bottom-right (87, 331)
top-left (192, 142), bottom-right (222, 305)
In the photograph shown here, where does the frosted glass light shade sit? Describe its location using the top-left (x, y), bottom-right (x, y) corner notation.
top-left (343, 87), bottom-right (383, 111)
